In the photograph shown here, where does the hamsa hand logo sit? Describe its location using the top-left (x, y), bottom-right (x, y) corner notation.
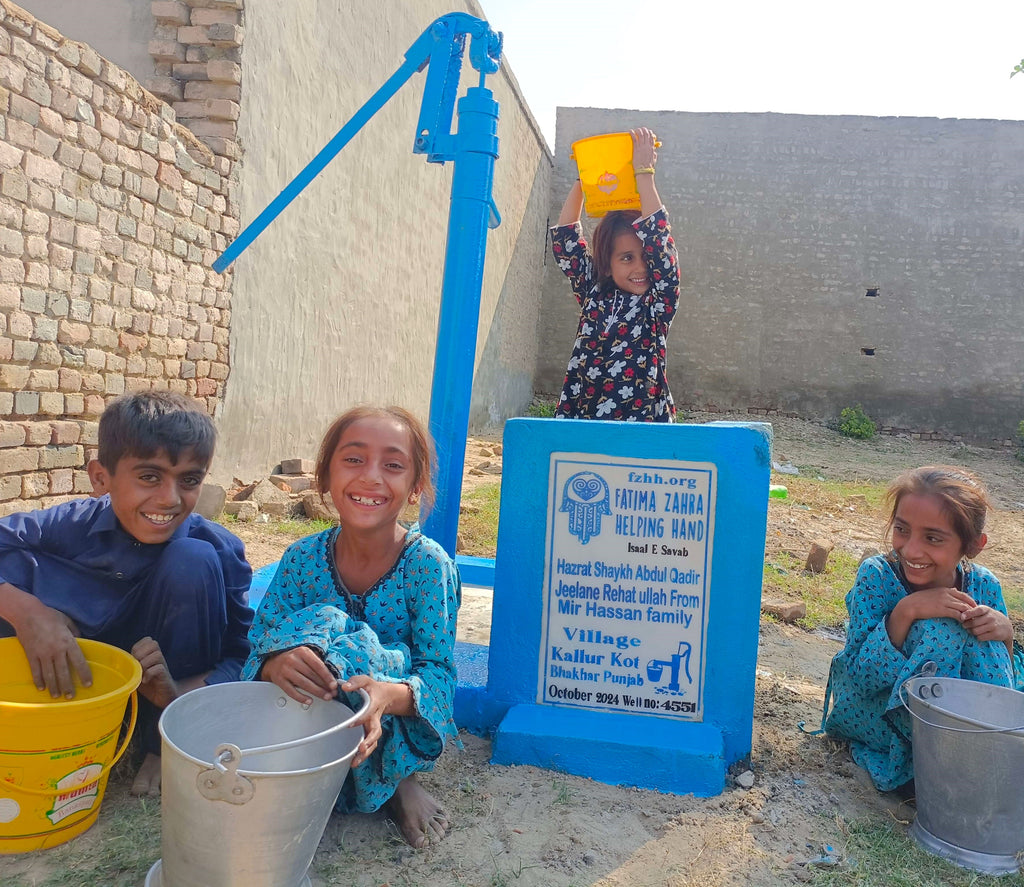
top-left (560, 471), bottom-right (611, 545)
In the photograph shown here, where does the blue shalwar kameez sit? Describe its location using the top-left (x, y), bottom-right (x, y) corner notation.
top-left (0, 495), bottom-right (253, 750)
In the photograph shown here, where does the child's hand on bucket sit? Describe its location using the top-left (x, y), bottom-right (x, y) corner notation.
top-left (341, 675), bottom-right (415, 767)
top-left (11, 598), bottom-right (91, 699)
top-left (261, 645), bottom-right (339, 704)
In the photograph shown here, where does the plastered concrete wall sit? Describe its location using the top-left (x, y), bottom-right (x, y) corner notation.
top-left (214, 0), bottom-right (551, 481)
top-left (540, 108), bottom-right (1024, 445)
top-left (13, 0), bottom-right (153, 86)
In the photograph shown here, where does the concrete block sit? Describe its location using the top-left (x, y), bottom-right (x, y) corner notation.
top-left (760, 599), bottom-right (806, 623)
top-left (195, 482), bottom-right (226, 519)
top-left (280, 458), bottom-right (313, 475)
top-left (492, 704), bottom-right (726, 796)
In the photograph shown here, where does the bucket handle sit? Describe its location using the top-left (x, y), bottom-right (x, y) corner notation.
top-left (898, 676), bottom-right (1024, 735)
top-left (1, 690), bottom-right (138, 798)
top-left (215, 686), bottom-right (371, 767)
top-left (196, 688), bottom-right (371, 806)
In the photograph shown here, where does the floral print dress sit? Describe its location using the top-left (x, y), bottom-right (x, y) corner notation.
top-left (821, 554), bottom-right (1024, 791)
top-left (242, 528), bottom-right (461, 813)
top-left (549, 207), bottom-right (680, 421)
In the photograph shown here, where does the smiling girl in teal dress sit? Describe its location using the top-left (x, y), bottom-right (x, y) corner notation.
top-left (821, 465), bottom-right (1024, 792)
top-left (242, 406), bottom-right (460, 848)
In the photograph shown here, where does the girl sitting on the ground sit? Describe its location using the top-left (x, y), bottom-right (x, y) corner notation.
top-left (242, 405), bottom-right (460, 847)
top-left (821, 465), bottom-right (1024, 792)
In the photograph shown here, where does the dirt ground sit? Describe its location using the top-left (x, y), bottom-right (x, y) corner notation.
top-left (2, 414), bottom-right (1022, 886)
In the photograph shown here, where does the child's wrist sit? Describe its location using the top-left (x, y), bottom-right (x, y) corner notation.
top-left (633, 166), bottom-right (656, 176)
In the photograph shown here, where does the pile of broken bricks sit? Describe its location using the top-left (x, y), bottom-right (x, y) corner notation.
top-left (193, 442), bottom-right (508, 525)
top-left (195, 458), bottom-right (337, 523)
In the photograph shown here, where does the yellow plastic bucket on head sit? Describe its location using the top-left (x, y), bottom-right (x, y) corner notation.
top-left (0, 638), bottom-right (141, 853)
top-left (571, 132), bottom-right (643, 218)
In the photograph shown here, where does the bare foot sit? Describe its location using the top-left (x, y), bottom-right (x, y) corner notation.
top-left (131, 637), bottom-right (181, 709)
top-left (130, 752), bottom-right (161, 797)
top-left (386, 774), bottom-right (449, 848)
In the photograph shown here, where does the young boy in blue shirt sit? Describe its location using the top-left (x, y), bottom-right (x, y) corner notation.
top-left (0, 391), bottom-right (253, 795)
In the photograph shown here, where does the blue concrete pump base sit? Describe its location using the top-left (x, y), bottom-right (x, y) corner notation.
top-left (492, 704), bottom-right (726, 796)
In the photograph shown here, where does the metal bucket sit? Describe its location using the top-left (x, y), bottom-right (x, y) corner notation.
top-left (902, 675), bottom-right (1024, 876)
top-left (146, 682), bottom-right (367, 887)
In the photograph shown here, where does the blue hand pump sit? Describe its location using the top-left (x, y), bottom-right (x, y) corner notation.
top-left (211, 14), bottom-right (503, 558)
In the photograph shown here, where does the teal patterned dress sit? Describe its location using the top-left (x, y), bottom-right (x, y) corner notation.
top-left (242, 528), bottom-right (461, 813)
top-left (822, 554), bottom-right (1024, 791)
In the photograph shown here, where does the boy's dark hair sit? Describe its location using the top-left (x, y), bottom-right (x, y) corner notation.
top-left (98, 392), bottom-right (216, 472)
top-left (592, 209), bottom-right (642, 290)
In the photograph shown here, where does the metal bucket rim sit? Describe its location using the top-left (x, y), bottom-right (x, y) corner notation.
top-left (902, 676), bottom-right (1024, 735)
top-left (158, 684), bottom-right (365, 776)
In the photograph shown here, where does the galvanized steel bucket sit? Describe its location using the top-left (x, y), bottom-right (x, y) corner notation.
top-left (146, 681), bottom-right (367, 887)
top-left (902, 674), bottom-right (1024, 876)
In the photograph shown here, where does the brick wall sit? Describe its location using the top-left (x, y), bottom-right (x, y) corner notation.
top-left (147, 0), bottom-right (242, 161)
top-left (0, 0), bottom-right (237, 516)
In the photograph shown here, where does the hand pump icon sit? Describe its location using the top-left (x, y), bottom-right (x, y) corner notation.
top-left (646, 642), bottom-right (693, 692)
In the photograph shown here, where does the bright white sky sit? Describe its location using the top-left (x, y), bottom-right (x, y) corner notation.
top-left (478, 0), bottom-right (1024, 147)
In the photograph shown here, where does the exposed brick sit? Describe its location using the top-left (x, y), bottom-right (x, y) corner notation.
top-left (37, 444), bottom-right (81, 468)
top-left (183, 81), bottom-right (240, 102)
top-left (0, 474), bottom-right (21, 501)
top-left (208, 23), bottom-right (244, 46)
top-left (22, 472), bottom-right (50, 499)
top-left (0, 421), bottom-right (27, 447)
top-left (49, 467), bottom-right (74, 494)
top-left (23, 421), bottom-right (51, 445)
top-left (152, 0), bottom-right (191, 24)
top-left (38, 392), bottom-right (65, 415)
top-left (173, 99), bottom-right (239, 121)
top-left (177, 26), bottom-right (212, 45)
top-left (0, 446), bottom-right (40, 473)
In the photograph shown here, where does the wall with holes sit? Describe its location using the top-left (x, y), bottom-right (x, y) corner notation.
top-left (539, 108), bottom-right (1024, 445)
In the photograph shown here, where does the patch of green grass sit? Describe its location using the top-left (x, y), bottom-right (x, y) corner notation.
top-left (763, 549), bottom-right (860, 631)
top-left (19, 795), bottom-right (161, 887)
top-left (217, 515), bottom-right (333, 537)
top-left (552, 777), bottom-right (573, 805)
top-left (458, 482), bottom-right (501, 558)
top-left (809, 817), bottom-right (1024, 886)
top-left (524, 397), bottom-right (557, 418)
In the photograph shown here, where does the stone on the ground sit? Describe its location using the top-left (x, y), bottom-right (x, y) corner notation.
top-left (269, 477), bottom-right (292, 493)
top-left (271, 473), bottom-right (312, 493)
top-left (301, 490), bottom-right (338, 521)
top-left (281, 458), bottom-right (314, 475)
top-left (195, 483), bottom-right (226, 519)
top-left (480, 464), bottom-right (502, 475)
top-left (478, 447), bottom-right (493, 457)
top-left (735, 770), bottom-right (755, 789)
top-left (260, 501), bottom-right (292, 518)
top-left (804, 540), bottom-right (834, 573)
top-left (761, 599), bottom-right (806, 623)
top-left (859, 546), bottom-right (881, 564)
top-left (248, 479), bottom-right (292, 508)
top-left (224, 500), bottom-right (258, 521)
